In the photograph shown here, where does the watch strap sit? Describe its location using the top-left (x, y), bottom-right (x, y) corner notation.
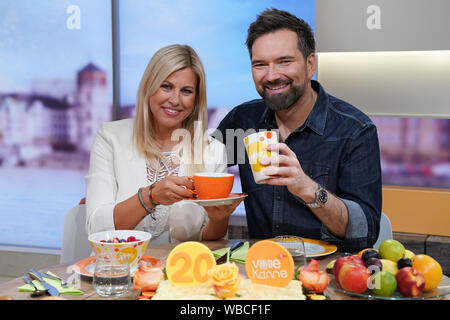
top-left (306, 201), bottom-right (322, 208)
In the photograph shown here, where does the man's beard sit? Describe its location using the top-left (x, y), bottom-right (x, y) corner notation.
top-left (259, 78), bottom-right (306, 111)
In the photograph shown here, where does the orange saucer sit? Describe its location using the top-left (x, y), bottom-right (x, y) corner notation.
top-left (74, 255), bottom-right (163, 277)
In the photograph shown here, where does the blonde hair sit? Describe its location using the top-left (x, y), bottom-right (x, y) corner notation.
top-left (134, 44), bottom-right (209, 175)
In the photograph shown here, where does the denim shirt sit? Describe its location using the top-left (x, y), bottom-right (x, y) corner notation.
top-left (215, 80), bottom-right (382, 251)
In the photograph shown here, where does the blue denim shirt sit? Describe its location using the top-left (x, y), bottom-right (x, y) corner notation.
top-left (215, 80), bottom-right (382, 250)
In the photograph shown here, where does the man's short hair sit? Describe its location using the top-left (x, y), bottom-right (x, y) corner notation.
top-left (246, 8), bottom-right (316, 59)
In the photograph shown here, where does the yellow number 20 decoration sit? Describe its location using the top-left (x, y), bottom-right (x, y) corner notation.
top-left (166, 242), bottom-right (216, 286)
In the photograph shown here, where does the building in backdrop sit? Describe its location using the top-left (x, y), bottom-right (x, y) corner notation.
top-left (0, 63), bottom-right (111, 170)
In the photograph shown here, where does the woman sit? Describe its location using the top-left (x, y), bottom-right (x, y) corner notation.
top-left (85, 44), bottom-right (242, 244)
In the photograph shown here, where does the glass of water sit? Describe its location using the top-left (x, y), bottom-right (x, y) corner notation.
top-left (93, 253), bottom-right (131, 297)
top-left (274, 235), bottom-right (307, 270)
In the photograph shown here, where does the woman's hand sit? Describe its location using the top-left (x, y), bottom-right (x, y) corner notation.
top-left (204, 198), bottom-right (244, 222)
top-left (151, 176), bottom-right (195, 205)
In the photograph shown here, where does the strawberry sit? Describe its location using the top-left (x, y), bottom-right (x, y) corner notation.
top-left (127, 236), bottom-right (137, 242)
top-left (297, 259), bottom-right (330, 293)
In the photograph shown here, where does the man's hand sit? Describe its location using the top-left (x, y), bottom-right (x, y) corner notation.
top-left (261, 142), bottom-right (349, 238)
top-left (260, 142), bottom-right (317, 203)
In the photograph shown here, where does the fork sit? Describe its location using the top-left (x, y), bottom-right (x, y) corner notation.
top-left (41, 272), bottom-right (68, 288)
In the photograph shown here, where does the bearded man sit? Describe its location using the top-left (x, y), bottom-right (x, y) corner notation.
top-left (215, 8), bottom-right (382, 251)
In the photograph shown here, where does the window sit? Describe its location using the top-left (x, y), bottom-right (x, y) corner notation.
top-left (0, 0), bottom-right (112, 249)
top-left (1, 0), bottom-right (447, 250)
top-left (0, 0), bottom-right (313, 249)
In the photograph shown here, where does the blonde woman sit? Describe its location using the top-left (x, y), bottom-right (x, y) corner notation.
top-left (85, 44), bottom-right (242, 244)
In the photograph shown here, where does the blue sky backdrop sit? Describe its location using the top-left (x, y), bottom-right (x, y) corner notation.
top-left (0, 0), bottom-right (112, 94)
top-left (119, 0), bottom-right (314, 108)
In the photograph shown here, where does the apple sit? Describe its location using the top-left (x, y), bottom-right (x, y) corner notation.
top-left (338, 262), bottom-right (371, 294)
top-left (333, 255), bottom-right (365, 284)
top-left (395, 267), bottom-right (425, 297)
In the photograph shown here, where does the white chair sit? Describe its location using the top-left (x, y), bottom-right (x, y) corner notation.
top-left (373, 212), bottom-right (393, 249)
top-left (60, 204), bottom-right (93, 264)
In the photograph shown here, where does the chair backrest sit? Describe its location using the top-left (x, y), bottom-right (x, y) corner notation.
top-left (60, 204), bottom-right (93, 264)
top-left (373, 212), bottom-right (393, 249)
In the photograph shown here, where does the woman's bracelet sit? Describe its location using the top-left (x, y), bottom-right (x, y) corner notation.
top-left (138, 187), bottom-right (156, 220)
top-left (147, 182), bottom-right (159, 207)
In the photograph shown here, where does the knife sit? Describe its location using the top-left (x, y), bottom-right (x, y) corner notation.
top-left (216, 241), bottom-right (245, 264)
top-left (28, 269), bottom-right (60, 296)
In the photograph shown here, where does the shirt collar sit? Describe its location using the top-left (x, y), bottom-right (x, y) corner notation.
top-left (303, 80), bottom-right (328, 136)
top-left (258, 80), bottom-right (328, 135)
top-left (258, 105), bottom-right (277, 129)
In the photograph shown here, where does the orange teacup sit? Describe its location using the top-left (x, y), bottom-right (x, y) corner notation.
top-left (192, 172), bottom-right (234, 200)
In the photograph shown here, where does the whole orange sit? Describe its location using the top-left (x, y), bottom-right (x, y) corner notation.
top-left (411, 254), bottom-right (443, 291)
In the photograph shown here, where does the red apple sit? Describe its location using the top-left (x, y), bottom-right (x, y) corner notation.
top-left (395, 267), bottom-right (425, 297)
top-left (333, 255), bottom-right (365, 285)
top-left (338, 262), bottom-right (371, 294)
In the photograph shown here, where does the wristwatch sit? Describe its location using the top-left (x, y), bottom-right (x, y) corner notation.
top-left (305, 185), bottom-right (328, 208)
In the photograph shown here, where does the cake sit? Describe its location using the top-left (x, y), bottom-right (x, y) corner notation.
top-left (152, 278), bottom-right (306, 300)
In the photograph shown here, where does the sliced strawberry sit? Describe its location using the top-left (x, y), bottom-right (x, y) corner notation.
top-left (302, 259), bottom-right (320, 272)
top-left (297, 259), bottom-right (330, 293)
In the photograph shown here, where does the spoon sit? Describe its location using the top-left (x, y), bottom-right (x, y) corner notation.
top-left (23, 275), bottom-right (47, 297)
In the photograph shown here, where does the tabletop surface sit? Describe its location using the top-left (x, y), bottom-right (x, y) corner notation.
top-left (1, 239), bottom-right (448, 300)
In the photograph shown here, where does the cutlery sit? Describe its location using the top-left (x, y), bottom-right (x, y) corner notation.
top-left (41, 272), bottom-right (68, 287)
top-left (23, 275), bottom-right (48, 297)
top-left (216, 241), bottom-right (244, 264)
top-left (28, 269), bottom-right (60, 296)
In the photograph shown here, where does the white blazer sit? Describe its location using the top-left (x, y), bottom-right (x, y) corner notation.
top-left (85, 118), bottom-right (228, 244)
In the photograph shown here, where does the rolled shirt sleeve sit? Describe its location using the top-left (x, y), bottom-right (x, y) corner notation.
top-left (320, 198), bottom-right (368, 243)
top-left (293, 123), bottom-right (381, 250)
top-left (320, 123), bottom-right (382, 249)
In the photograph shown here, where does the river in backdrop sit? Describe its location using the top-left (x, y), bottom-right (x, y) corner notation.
top-left (0, 168), bottom-right (86, 249)
top-left (0, 168), bottom-right (245, 249)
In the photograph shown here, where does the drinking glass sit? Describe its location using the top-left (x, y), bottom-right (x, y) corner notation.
top-left (274, 235), bottom-right (307, 270)
top-left (93, 253), bottom-right (131, 297)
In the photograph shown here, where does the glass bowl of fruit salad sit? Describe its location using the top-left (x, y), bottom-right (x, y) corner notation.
top-left (88, 230), bottom-right (152, 273)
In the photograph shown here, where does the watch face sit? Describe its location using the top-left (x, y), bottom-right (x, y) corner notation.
top-left (318, 188), bottom-right (328, 204)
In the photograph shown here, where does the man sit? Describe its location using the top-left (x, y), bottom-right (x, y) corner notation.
top-left (215, 8), bottom-right (382, 250)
